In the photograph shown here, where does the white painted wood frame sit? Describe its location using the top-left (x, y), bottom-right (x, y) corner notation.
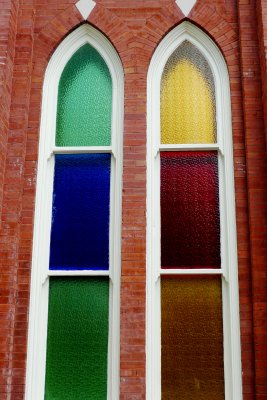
top-left (146, 21), bottom-right (243, 400)
top-left (25, 24), bottom-right (124, 400)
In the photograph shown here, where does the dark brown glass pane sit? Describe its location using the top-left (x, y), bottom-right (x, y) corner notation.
top-left (161, 151), bottom-right (220, 268)
top-left (161, 277), bottom-right (224, 400)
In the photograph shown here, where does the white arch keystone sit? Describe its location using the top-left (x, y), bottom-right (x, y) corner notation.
top-left (75, 0), bottom-right (96, 20)
top-left (175, 0), bottom-right (197, 16)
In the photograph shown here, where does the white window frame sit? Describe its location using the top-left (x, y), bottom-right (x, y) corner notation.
top-left (25, 24), bottom-right (124, 400)
top-left (146, 21), bottom-right (243, 400)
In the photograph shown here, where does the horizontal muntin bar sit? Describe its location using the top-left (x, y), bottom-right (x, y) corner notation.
top-left (47, 270), bottom-right (110, 277)
top-left (160, 268), bottom-right (223, 275)
top-left (159, 144), bottom-right (220, 151)
top-left (53, 146), bottom-right (112, 152)
top-left (48, 146), bottom-right (114, 159)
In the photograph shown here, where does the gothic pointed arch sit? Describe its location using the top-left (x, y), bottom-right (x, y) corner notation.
top-left (26, 24), bottom-right (124, 400)
top-left (147, 21), bottom-right (242, 400)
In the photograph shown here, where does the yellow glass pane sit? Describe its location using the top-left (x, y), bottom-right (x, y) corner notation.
top-left (161, 41), bottom-right (216, 144)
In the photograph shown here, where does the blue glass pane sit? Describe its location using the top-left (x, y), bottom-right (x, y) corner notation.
top-left (49, 154), bottom-right (111, 270)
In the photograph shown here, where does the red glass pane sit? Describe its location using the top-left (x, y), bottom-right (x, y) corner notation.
top-left (161, 151), bottom-right (220, 268)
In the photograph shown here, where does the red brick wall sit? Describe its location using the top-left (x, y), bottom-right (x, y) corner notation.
top-left (0, 0), bottom-right (18, 216)
top-left (0, 0), bottom-right (266, 399)
top-left (256, 0), bottom-right (267, 148)
top-left (0, 0), bottom-right (19, 397)
top-left (0, 0), bottom-right (35, 397)
top-left (238, 0), bottom-right (267, 397)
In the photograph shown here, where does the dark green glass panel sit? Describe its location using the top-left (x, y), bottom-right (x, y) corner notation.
top-left (45, 277), bottom-right (109, 400)
top-left (56, 44), bottom-right (112, 146)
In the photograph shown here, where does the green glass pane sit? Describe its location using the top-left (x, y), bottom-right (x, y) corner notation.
top-left (45, 277), bottom-right (109, 400)
top-left (56, 44), bottom-right (112, 146)
top-left (161, 277), bottom-right (224, 400)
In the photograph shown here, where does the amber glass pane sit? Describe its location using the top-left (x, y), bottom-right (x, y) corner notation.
top-left (161, 41), bottom-right (216, 144)
top-left (161, 152), bottom-right (221, 268)
top-left (161, 277), bottom-right (224, 400)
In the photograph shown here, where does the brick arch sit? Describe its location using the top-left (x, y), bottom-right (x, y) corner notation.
top-left (32, 5), bottom-right (128, 118)
top-left (144, 3), bottom-right (239, 67)
top-left (191, 3), bottom-right (239, 67)
top-left (111, 1), bottom-right (239, 75)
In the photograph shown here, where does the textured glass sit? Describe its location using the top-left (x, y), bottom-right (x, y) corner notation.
top-left (45, 277), bottom-right (109, 400)
top-left (49, 154), bottom-right (110, 270)
top-left (161, 277), bottom-right (224, 400)
top-left (161, 152), bottom-right (220, 268)
top-left (161, 40), bottom-right (216, 144)
top-left (56, 44), bottom-right (112, 146)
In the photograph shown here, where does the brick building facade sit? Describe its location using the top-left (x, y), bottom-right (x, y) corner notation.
top-left (0, 0), bottom-right (267, 399)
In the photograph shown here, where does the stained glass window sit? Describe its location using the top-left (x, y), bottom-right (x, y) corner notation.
top-left (159, 40), bottom-right (225, 399)
top-left (44, 43), bottom-right (115, 400)
top-left (26, 25), bottom-right (123, 400)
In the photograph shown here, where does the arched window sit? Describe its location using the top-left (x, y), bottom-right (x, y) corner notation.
top-left (26, 25), bottom-right (123, 400)
top-left (147, 22), bottom-right (242, 399)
